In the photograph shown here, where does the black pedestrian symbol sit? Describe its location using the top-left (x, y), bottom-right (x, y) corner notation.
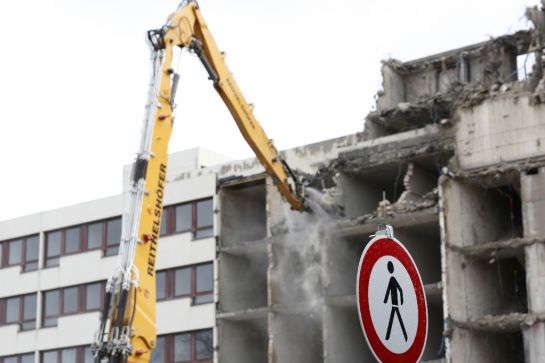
top-left (383, 261), bottom-right (408, 342)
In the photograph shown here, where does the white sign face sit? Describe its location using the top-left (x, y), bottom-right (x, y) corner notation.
top-left (357, 234), bottom-right (427, 363)
top-left (368, 256), bottom-right (419, 354)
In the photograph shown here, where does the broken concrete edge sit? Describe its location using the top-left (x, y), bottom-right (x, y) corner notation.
top-left (213, 121), bottom-right (456, 229)
top-left (217, 306), bottom-right (269, 321)
top-left (213, 5), bottom-right (545, 361)
top-left (383, 30), bottom-right (533, 76)
top-left (335, 197), bottom-right (439, 231)
top-left (448, 312), bottom-right (545, 333)
top-left (366, 4), bottom-right (545, 136)
top-left (221, 113), bottom-right (543, 240)
top-left (368, 81), bottom-right (538, 136)
top-left (218, 303), bottom-right (326, 319)
top-left (333, 208), bottom-right (439, 240)
top-left (424, 281), bottom-right (443, 297)
top-left (219, 238), bottom-right (267, 255)
top-left (449, 156), bottom-right (545, 183)
top-left (218, 173), bottom-right (266, 189)
top-left (333, 127), bottom-right (455, 173)
top-left (446, 237), bottom-right (545, 259)
top-left (368, 85), bottom-right (535, 132)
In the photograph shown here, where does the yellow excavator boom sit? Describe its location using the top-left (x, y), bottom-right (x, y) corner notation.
top-left (150, 1), bottom-right (305, 210)
top-left (92, 1), bottom-right (305, 362)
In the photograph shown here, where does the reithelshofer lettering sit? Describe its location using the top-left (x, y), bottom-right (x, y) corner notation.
top-left (148, 163), bottom-right (166, 277)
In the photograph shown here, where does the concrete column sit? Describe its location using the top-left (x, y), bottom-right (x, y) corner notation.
top-left (441, 176), bottom-right (524, 362)
top-left (522, 168), bottom-right (545, 363)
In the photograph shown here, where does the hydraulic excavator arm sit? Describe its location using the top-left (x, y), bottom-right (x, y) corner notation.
top-left (92, 1), bottom-right (305, 362)
top-left (149, 0), bottom-right (305, 210)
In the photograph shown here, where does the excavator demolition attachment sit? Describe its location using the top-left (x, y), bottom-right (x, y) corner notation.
top-left (92, 1), bottom-right (306, 362)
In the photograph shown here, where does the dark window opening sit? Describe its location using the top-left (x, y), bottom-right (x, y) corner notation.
top-left (517, 52), bottom-right (536, 81)
top-left (44, 217), bottom-right (122, 267)
top-left (157, 262), bottom-right (213, 305)
top-left (41, 346), bottom-right (93, 363)
top-left (161, 198), bottom-right (213, 240)
top-left (0, 234), bottom-right (40, 272)
top-left (496, 186), bottom-right (523, 240)
top-left (87, 222), bottom-right (103, 250)
top-left (0, 294), bottom-right (37, 331)
top-left (105, 218), bottom-right (122, 256)
top-left (43, 281), bottom-right (105, 327)
top-left (0, 353), bottom-right (35, 363)
top-left (150, 330), bottom-right (213, 363)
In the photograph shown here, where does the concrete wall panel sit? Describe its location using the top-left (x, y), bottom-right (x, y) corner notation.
top-left (457, 97), bottom-right (545, 170)
top-left (156, 299), bottom-right (215, 335)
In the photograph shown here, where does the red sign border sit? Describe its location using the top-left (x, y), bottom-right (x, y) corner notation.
top-left (357, 236), bottom-right (428, 363)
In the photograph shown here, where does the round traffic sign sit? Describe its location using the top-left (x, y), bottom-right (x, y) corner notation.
top-left (357, 234), bottom-right (427, 362)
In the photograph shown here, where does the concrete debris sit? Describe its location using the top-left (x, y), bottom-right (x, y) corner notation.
top-left (215, 5), bottom-right (545, 362)
top-left (338, 188), bottom-right (438, 227)
top-left (381, 30), bottom-right (531, 76)
top-left (367, 6), bottom-right (545, 136)
top-left (452, 158), bottom-right (545, 182)
top-left (448, 81), bottom-right (516, 109)
top-left (450, 312), bottom-right (545, 333)
top-left (395, 187), bottom-right (439, 213)
top-left (534, 77), bottom-right (545, 103)
top-left (526, 1), bottom-right (545, 87)
top-left (529, 0), bottom-right (545, 105)
top-left (367, 95), bottom-right (452, 132)
top-left (446, 237), bottom-right (545, 259)
top-left (397, 162), bottom-right (438, 204)
top-left (335, 125), bottom-right (455, 175)
top-left (376, 193), bottom-right (392, 218)
top-left (305, 186), bottom-right (342, 216)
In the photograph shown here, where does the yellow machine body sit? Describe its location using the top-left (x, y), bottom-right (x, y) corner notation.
top-left (93, 2), bottom-right (305, 362)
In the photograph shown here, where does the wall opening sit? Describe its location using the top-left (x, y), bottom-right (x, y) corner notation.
top-left (339, 163), bottom-right (408, 218)
top-left (517, 52), bottom-right (536, 81)
top-left (445, 179), bottom-right (523, 246)
top-left (220, 179), bottom-right (266, 246)
top-left (452, 329), bottom-right (525, 363)
top-left (338, 156), bottom-right (441, 219)
top-left (457, 254), bottom-right (527, 318)
top-left (272, 312), bottom-right (323, 363)
top-left (396, 222), bottom-right (442, 285)
top-left (423, 302), bottom-right (445, 361)
top-left (324, 305), bottom-right (374, 362)
top-left (218, 318), bottom-right (268, 363)
top-left (270, 238), bottom-right (322, 308)
top-left (218, 250), bottom-right (268, 313)
top-left (324, 235), bottom-right (365, 298)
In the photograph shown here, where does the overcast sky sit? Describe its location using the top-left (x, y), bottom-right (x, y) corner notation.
top-left (0, 0), bottom-right (536, 221)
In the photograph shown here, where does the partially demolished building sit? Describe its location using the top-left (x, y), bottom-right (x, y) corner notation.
top-left (1, 3), bottom-right (545, 363)
top-left (217, 3), bottom-right (545, 363)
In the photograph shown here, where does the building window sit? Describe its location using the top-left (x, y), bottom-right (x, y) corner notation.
top-left (161, 199), bottom-right (213, 239)
top-left (41, 346), bottom-right (93, 363)
top-left (0, 235), bottom-right (39, 272)
top-left (0, 294), bottom-right (37, 331)
top-left (42, 282), bottom-right (105, 327)
top-left (156, 262), bottom-right (213, 305)
top-left (45, 231), bottom-right (62, 267)
top-left (105, 218), bottom-right (122, 256)
top-left (0, 353), bottom-right (35, 363)
top-left (44, 217), bottom-right (122, 267)
top-left (44, 226), bottom-right (83, 267)
top-left (195, 199), bottom-right (213, 239)
top-left (84, 217), bottom-right (122, 257)
top-left (150, 330), bottom-right (213, 363)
